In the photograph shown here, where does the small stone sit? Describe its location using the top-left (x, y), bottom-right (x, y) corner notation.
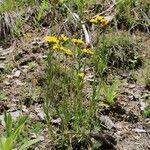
top-left (128, 84), bottom-right (135, 89)
top-left (140, 101), bottom-right (146, 111)
top-left (32, 41), bottom-right (38, 46)
top-left (121, 73), bottom-right (128, 78)
top-left (132, 128), bottom-right (146, 133)
top-left (142, 92), bottom-right (149, 99)
top-left (0, 63), bottom-right (5, 71)
top-left (0, 57), bottom-right (6, 60)
top-left (133, 93), bottom-right (140, 100)
top-left (42, 55), bottom-right (47, 59)
top-left (38, 135), bottom-right (44, 141)
top-left (4, 80), bottom-right (10, 85)
top-left (99, 115), bottom-right (116, 129)
top-left (0, 115), bottom-right (5, 126)
top-left (22, 106), bottom-right (29, 113)
top-left (134, 135), bottom-right (140, 140)
top-left (13, 70), bottom-right (21, 77)
top-left (145, 118), bottom-right (150, 123)
top-left (15, 79), bottom-right (24, 86)
top-left (31, 133), bottom-right (37, 138)
top-left (51, 118), bottom-right (61, 125)
top-left (21, 65), bottom-right (29, 69)
top-left (37, 112), bottom-right (45, 120)
top-left (6, 75), bottom-right (13, 79)
top-left (22, 68), bottom-right (28, 73)
top-left (12, 98), bottom-right (19, 102)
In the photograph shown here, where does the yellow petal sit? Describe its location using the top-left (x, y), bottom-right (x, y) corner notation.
top-left (78, 73), bottom-right (84, 78)
top-left (72, 38), bottom-right (84, 45)
top-left (53, 44), bottom-right (60, 50)
top-left (89, 18), bottom-right (97, 23)
top-left (44, 36), bottom-right (59, 43)
top-left (59, 34), bottom-right (69, 41)
top-left (83, 48), bottom-right (94, 55)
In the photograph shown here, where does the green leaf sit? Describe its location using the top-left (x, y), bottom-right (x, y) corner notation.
top-left (0, 137), bottom-right (6, 150)
top-left (5, 137), bottom-right (14, 150)
top-left (11, 115), bottom-right (28, 142)
top-left (4, 112), bottom-right (13, 137)
top-left (37, 0), bottom-right (47, 21)
top-left (19, 139), bottom-right (40, 150)
top-left (0, 113), bottom-right (29, 150)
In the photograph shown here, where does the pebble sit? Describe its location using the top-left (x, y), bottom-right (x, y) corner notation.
top-left (0, 63), bottom-right (5, 71)
top-left (100, 115), bottom-right (116, 129)
top-left (128, 84), bottom-right (136, 89)
top-left (15, 79), bottom-right (24, 86)
top-left (4, 80), bottom-right (10, 85)
top-left (37, 112), bottom-right (45, 120)
top-left (0, 56), bottom-right (6, 60)
top-left (132, 128), bottom-right (146, 133)
top-left (13, 70), bottom-right (21, 77)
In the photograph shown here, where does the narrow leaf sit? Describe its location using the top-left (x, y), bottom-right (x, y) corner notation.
top-left (19, 139), bottom-right (40, 150)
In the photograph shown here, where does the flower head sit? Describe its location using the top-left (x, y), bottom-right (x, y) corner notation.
top-left (101, 20), bottom-right (109, 27)
top-left (52, 44), bottom-right (60, 50)
top-left (63, 49), bottom-right (73, 56)
top-left (89, 15), bottom-right (109, 27)
top-left (72, 38), bottom-right (84, 45)
top-left (59, 34), bottom-right (69, 42)
top-left (60, 47), bottom-right (73, 56)
top-left (96, 16), bottom-right (104, 21)
top-left (78, 72), bottom-right (84, 78)
top-left (44, 36), bottom-right (59, 44)
top-left (89, 18), bottom-right (98, 23)
top-left (83, 48), bottom-right (94, 55)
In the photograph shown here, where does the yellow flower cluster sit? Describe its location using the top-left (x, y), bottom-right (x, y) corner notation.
top-left (44, 35), bottom-right (84, 45)
top-left (83, 48), bottom-right (94, 55)
top-left (59, 34), bottom-right (69, 42)
top-left (44, 34), bottom-right (94, 56)
top-left (90, 16), bottom-right (109, 27)
top-left (44, 36), bottom-right (59, 43)
top-left (72, 38), bottom-right (84, 45)
top-left (60, 46), bottom-right (73, 56)
top-left (44, 34), bottom-right (73, 56)
top-left (52, 44), bottom-right (73, 56)
top-left (78, 72), bottom-right (84, 78)
top-left (52, 44), bottom-right (60, 50)
top-left (44, 34), bottom-right (69, 44)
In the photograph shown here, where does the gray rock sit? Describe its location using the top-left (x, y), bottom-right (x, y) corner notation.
top-left (13, 70), bottom-right (21, 77)
top-left (100, 115), bottom-right (116, 130)
top-left (0, 63), bottom-right (5, 71)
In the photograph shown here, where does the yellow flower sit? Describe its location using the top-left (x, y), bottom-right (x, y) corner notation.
top-left (101, 20), bottom-right (109, 27)
top-left (96, 16), bottom-right (104, 21)
top-left (90, 16), bottom-right (104, 24)
top-left (44, 36), bottom-right (59, 43)
top-left (78, 72), bottom-right (84, 78)
top-left (59, 34), bottom-right (69, 42)
top-left (72, 38), bottom-right (84, 45)
top-left (89, 18), bottom-right (98, 23)
top-left (83, 48), bottom-right (94, 55)
top-left (89, 16), bottom-right (109, 27)
top-left (52, 44), bottom-right (60, 50)
top-left (60, 47), bottom-right (73, 56)
top-left (63, 49), bottom-right (73, 56)
top-left (60, 46), bottom-right (65, 51)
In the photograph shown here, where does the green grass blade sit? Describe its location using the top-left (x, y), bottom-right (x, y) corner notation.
top-left (4, 112), bottom-right (13, 137)
top-left (19, 139), bottom-right (40, 150)
top-left (0, 137), bottom-right (6, 150)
